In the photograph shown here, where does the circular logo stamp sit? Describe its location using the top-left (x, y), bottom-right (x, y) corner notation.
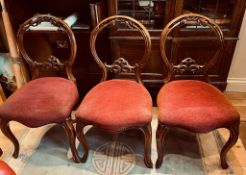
top-left (92, 141), bottom-right (135, 175)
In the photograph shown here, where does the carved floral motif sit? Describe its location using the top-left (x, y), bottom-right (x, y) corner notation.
top-left (105, 57), bottom-right (135, 74)
top-left (173, 57), bottom-right (204, 75)
top-left (179, 16), bottom-right (209, 27)
top-left (34, 55), bottom-right (66, 71)
top-left (22, 15), bottom-right (61, 32)
top-left (99, 18), bottom-right (136, 30)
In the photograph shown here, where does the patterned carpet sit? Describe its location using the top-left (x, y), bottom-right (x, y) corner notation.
top-left (2, 117), bottom-right (243, 175)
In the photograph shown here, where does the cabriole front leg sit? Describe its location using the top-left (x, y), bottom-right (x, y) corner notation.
top-left (62, 118), bottom-right (81, 163)
top-left (0, 119), bottom-right (19, 158)
top-left (220, 122), bottom-right (239, 169)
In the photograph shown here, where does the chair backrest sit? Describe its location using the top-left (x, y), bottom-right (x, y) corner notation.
top-left (160, 13), bottom-right (224, 83)
top-left (90, 15), bottom-right (151, 83)
top-left (17, 14), bottom-right (77, 83)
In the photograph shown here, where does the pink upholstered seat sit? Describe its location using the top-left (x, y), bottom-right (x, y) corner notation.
top-left (0, 160), bottom-right (16, 175)
top-left (157, 80), bottom-right (239, 132)
top-left (0, 77), bottom-right (79, 127)
top-left (76, 79), bottom-right (152, 132)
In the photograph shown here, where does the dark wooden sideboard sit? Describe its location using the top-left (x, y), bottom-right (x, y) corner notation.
top-left (4, 0), bottom-right (111, 99)
top-left (107, 0), bottom-right (246, 95)
top-left (4, 0), bottom-right (246, 99)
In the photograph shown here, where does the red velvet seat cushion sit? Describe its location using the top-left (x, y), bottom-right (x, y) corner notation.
top-left (75, 80), bottom-right (152, 132)
top-left (0, 77), bottom-right (79, 127)
top-left (0, 160), bottom-right (16, 175)
top-left (157, 80), bottom-right (240, 132)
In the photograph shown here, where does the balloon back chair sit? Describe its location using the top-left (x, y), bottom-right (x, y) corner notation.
top-left (0, 14), bottom-right (81, 162)
top-left (75, 15), bottom-right (153, 168)
top-left (156, 13), bottom-right (240, 169)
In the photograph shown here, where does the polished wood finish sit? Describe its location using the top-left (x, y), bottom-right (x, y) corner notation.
top-left (156, 123), bottom-right (168, 169)
top-left (62, 119), bottom-right (81, 163)
top-left (156, 13), bottom-right (240, 169)
top-left (0, 119), bottom-right (19, 158)
top-left (90, 15), bottom-right (151, 83)
top-left (75, 15), bottom-right (153, 168)
top-left (169, 37), bottom-right (238, 90)
top-left (75, 122), bottom-right (89, 163)
top-left (108, 0), bottom-right (246, 92)
top-left (4, 0), bottom-right (109, 99)
top-left (160, 13), bottom-right (224, 83)
top-left (4, 0), bottom-right (246, 96)
top-left (0, 118), bottom-right (81, 162)
top-left (17, 14), bottom-right (77, 83)
top-left (220, 122), bottom-right (240, 169)
top-left (156, 122), bottom-right (240, 169)
top-left (139, 123), bottom-right (153, 168)
top-left (0, 15), bottom-right (80, 163)
top-left (76, 121), bottom-right (153, 168)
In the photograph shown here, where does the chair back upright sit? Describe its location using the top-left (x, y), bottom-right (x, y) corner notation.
top-left (160, 13), bottom-right (224, 83)
top-left (17, 14), bottom-right (77, 83)
top-left (90, 15), bottom-right (151, 84)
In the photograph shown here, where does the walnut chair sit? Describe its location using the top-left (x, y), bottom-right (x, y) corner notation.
top-left (156, 13), bottom-right (240, 169)
top-left (75, 15), bottom-right (153, 168)
top-left (0, 14), bottom-right (81, 162)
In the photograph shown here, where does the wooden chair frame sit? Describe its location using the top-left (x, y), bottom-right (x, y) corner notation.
top-left (90, 15), bottom-right (151, 83)
top-left (160, 13), bottom-right (224, 83)
top-left (75, 15), bottom-right (153, 168)
top-left (0, 14), bottom-right (80, 162)
top-left (156, 13), bottom-right (238, 169)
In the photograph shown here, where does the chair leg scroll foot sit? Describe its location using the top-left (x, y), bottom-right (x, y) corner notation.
top-left (76, 122), bottom-right (89, 163)
top-left (139, 123), bottom-right (153, 168)
top-left (0, 119), bottom-right (19, 158)
top-left (220, 123), bottom-right (239, 169)
top-left (156, 123), bottom-right (168, 169)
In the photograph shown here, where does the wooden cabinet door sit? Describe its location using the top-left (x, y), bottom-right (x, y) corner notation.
top-left (174, 0), bottom-right (246, 36)
top-left (110, 37), bottom-right (165, 82)
top-left (108, 0), bottom-right (174, 29)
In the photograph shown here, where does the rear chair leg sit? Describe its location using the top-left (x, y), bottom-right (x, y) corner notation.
top-left (220, 122), bottom-right (239, 169)
top-left (156, 123), bottom-right (168, 169)
top-left (139, 123), bottom-right (153, 168)
top-left (76, 122), bottom-right (89, 162)
top-left (0, 119), bottom-right (19, 158)
top-left (62, 118), bottom-right (80, 163)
